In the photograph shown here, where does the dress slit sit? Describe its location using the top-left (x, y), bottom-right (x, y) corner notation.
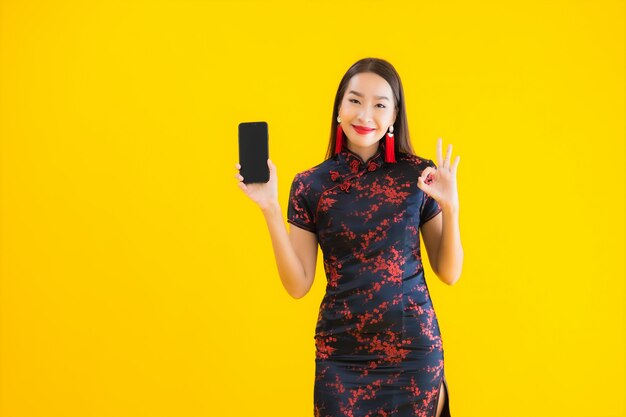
top-left (433, 375), bottom-right (451, 417)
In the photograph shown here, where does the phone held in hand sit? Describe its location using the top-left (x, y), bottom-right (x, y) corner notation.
top-left (238, 121), bottom-right (269, 184)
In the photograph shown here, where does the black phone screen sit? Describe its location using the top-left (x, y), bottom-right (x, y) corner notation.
top-left (238, 121), bottom-right (269, 184)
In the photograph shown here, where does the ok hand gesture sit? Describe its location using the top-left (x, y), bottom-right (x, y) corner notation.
top-left (417, 138), bottom-right (460, 212)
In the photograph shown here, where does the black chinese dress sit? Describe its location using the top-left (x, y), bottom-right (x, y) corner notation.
top-left (287, 140), bottom-right (452, 417)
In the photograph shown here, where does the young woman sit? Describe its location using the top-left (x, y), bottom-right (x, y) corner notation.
top-left (235, 57), bottom-right (463, 417)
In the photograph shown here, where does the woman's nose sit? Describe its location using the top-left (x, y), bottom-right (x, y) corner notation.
top-left (358, 108), bottom-right (373, 123)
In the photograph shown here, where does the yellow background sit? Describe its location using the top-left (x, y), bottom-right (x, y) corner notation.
top-left (1, 1), bottom-right (624, 416)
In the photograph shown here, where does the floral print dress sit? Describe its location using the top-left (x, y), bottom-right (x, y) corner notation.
top-left (287, 140), bottom-right (451, 417)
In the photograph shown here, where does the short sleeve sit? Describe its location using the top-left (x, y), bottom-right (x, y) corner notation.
top-left (419, 160), bottom-right (442, 226)
top-left (287, 173), bottom-right (317, 233)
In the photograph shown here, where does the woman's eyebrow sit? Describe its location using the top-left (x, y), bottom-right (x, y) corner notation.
top-left (348, 90), bottom-right (390, 101)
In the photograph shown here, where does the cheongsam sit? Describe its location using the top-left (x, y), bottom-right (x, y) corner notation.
top-left (287, 140), bottom-right (452, 417)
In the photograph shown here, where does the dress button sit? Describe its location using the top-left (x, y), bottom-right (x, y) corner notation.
top-left (367, 161), bottom-right (379, 171)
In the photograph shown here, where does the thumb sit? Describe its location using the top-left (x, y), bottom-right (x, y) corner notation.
top-left (268, 158), bottom-right (276, 173)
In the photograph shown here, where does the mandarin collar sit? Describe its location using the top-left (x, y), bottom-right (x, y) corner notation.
top-left (336, 141), bottom-right (386, 175)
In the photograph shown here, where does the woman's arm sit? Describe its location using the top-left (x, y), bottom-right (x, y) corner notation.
top-left (235, 159), bottom-right (318, 299)
top-left (420, 205), bottom-right (463, 285)
top-left (417, 138), bottom-right (464, 286)
top-left (261, 201), bottom-right (318, 299)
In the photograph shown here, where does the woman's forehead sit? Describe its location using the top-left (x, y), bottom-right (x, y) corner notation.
top-left (346, 73), bottom-right (392, 99)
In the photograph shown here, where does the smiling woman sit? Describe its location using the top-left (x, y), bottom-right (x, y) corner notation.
top-left (235, 57), bottom-right (463, 417)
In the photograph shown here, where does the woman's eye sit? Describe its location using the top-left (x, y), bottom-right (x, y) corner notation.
top-left (349, 99), bottom-right (385, 108)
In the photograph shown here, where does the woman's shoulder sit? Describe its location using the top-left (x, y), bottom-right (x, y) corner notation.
top-left (289, 158), bottom-right (339, 204)
top-left (394, 153), bottom-right (438, 182)
top-left (292, 157), bottom-right (336, 184)
top-left (397, 152), bottom-right (437, 169)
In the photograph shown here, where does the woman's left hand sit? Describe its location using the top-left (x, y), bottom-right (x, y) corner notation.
top-left (417, 137), bottom-right (460, 212)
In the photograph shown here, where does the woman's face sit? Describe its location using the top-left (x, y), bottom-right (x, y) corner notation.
top-left (338, 72), bottom-right (397, 151)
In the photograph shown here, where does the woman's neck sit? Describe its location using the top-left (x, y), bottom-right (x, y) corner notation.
top-left (346, 140), bottom-right (380, 163)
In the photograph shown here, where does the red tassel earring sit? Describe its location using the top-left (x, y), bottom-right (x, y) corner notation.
top-left (385, 124), bottom-right (396, 163)
top-left (334, 116), bottom-right (344, 155)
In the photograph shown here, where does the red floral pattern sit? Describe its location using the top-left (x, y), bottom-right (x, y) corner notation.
top-left (287, 142), bottom-right (450, 416)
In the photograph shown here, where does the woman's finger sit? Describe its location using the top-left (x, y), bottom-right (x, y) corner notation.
top-left (420, 166), bottom-right (436, 181)
top-left (436, 138), bottom-right (443, 167)
top-left (267, 159), bottom-right (276, 180)
top-left (417, 176), bottom-right (431, 194)
top-left (452, 155), bottom-right (460, 175)
top-left (444, 143), bottom-right (452, 169)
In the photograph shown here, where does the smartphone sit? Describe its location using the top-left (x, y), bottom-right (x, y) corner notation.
top-left (238, 121), bottom-right (269, 184)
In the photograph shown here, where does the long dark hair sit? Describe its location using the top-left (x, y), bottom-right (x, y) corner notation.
top-left (325, 57), bottom-right (415, 160)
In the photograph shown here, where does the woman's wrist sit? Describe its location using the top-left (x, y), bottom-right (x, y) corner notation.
top-left (440, 200), bottom-right (459, 215)
top-left (260, 200), bottom-right (281, 215)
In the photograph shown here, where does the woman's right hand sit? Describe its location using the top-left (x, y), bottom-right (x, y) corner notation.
top-left (234, 159), bottom-right (279, 211)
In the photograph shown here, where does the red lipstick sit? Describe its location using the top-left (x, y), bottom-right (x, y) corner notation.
top-left (352, 125), bottom-right (375, 135)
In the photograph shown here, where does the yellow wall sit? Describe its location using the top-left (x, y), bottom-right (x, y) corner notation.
top-left (1, 1), bottom-right (623, 416)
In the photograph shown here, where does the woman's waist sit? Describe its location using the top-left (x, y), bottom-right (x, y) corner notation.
top-left (315, 301), bottom-right (441, 337)
top-left (314, 321), bottom-right (444, 361)
top-left (320, 281), bottom-right (434, 310)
